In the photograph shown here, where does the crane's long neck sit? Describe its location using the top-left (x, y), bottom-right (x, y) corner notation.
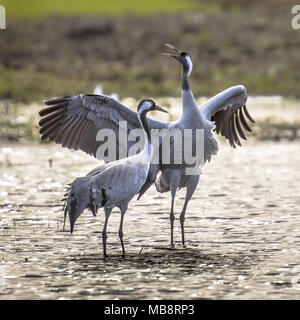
top-left (180, 61), bottom-right (207, 125)
top-left (137, 111), bottom-right (153, 159)
top-left (138, 111), bottom-right (151, 143)
top-left (180, 64), bottom-right (199, 120)
top-left (181, 68), bottom-right (190, 91)
top-left (181, 55), bottom-right (193, 91)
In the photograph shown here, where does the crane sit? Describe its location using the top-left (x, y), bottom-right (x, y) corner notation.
top-left (153, 44), bottom-right (254, 246)
top-left (58, 99), bottom-right (167, 256)
top-left (39, 44), bottom-right (254, 248)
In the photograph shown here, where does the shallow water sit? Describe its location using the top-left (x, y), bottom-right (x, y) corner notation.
top-left (0, 141), bottom-right (299, 299)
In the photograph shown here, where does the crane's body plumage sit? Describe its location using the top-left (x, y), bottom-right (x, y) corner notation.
top-left (39, 44), bottom-right (254, 249)
top-left (90, 149), bottom-right (152, 207)
top-left (60, 99), bottom-right (165, 256)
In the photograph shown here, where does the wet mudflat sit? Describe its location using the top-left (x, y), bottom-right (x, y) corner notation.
top-left (0, 141), bottom-right (299, 299)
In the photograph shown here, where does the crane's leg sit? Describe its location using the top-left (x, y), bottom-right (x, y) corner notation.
top-left (170, 194), bottom-right (176, 247)
top-left (118, 206), bottom-right (127, 257)
top-left (102, 207), bottom-right (112, 257)
top-left (169, 170), bottom-right (182, 247)
top-left (180, 174), bottom-right (199, 246)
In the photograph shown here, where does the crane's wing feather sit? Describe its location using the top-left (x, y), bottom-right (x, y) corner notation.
top-left (200, 85), bottom-right (254, 148)
top-left (39, 94), bottom-right (168, 159)
top-left (39, 94), bottom-right (169, 200)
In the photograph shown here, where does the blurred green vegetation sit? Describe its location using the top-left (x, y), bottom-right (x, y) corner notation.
top-left (0, 0), bottom-right (299, 102)
top-left (1, 0), bottom-right (195, 18)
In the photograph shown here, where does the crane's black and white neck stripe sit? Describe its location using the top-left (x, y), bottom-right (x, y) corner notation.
top-left (162, 45), bottom-right (193, 91)
top-left (137, 99), bottom-right (155, 144)
top-left (136, 99), bottom-right (168, 163)
top-left (180, 53), bottom-right (193, 91)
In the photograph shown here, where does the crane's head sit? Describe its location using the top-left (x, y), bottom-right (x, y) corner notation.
top-left (162, 44), bottom-right (193, 76)
top-left (137, 99), bottom-right (168, 114)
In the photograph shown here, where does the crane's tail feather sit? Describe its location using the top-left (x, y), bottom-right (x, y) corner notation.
top-left (62, 176), bottom-right (106, 233)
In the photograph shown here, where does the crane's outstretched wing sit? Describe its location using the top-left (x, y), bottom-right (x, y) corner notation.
top-left (200, 85), bottom-right (254, 148)
top-left (39, 94), bottom-right (168, 159)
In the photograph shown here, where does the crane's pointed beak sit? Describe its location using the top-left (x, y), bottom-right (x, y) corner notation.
top-left (162, 43), bottom-right (181, 60)
top-left (154, 105), bottom-right (168, 113)
top-left (165, 43), bottom-right (181, 53)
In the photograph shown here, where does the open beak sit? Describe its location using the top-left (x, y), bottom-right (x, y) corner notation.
top-left (162, 43), bottom-right (181, 60)
top-left (154, 105), bottom-right (168, 113)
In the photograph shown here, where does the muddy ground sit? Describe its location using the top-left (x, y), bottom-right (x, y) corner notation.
top-left (0, 140), bottom-right (299, 299)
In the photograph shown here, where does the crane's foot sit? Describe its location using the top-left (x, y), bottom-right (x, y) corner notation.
top-left (181, 237), bottom-right (186, 248)
top-left (169, 242), bottom-right (176, 249)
